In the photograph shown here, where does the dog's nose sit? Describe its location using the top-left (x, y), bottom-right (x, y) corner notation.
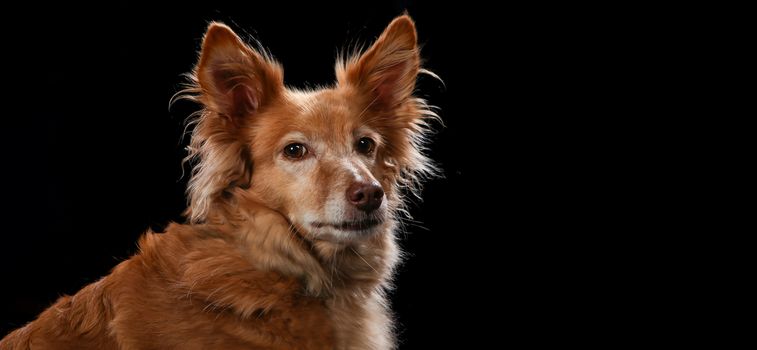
top-left (347, 181), bottom-right (384, 212)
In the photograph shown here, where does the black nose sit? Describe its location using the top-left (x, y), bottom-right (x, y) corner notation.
top-left (347, 181), bottom-right (384, 212)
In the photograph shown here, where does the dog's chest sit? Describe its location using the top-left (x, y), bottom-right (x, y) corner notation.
top-left (325, 293), bottom-right (391, 350)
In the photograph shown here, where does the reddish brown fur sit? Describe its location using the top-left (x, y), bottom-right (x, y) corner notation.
top-left (1, 15), bottom-right (436, 350)
top-left (2, 223), bottom-right (333, 350)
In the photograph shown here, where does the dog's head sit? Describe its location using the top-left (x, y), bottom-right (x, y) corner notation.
top-left (182, 15), bottom-right (436, 243)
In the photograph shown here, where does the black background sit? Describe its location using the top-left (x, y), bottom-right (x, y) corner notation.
top-left (0, 1), bottom-right (617, 348)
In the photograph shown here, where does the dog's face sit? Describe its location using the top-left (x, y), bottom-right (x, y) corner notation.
top-left (186, 16), bottom-right (434, 243)
top-left (248, 90), bottom-right (391, 242)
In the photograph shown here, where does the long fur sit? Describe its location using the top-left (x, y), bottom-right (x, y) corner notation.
top-left (0, 15), bottom-right (437, 350)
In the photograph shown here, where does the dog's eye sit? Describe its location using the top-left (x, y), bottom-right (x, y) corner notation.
top-left (283, 143), bottom-right (307, 159)
top-left (356, 137), bottom-right (376, 155)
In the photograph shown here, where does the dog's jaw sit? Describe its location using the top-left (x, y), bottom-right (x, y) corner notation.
top-left (298, 212), bottom-right (390, 244)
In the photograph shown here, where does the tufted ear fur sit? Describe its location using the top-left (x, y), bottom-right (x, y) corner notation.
top-left (337, 15), bottom-right (420, 110)
top-left (196, 22), bottom-right (283, 121)
top-left (184, 22), bottom-right (284, 223)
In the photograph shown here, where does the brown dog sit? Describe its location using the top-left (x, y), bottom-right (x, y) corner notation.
top-left (0, 14), bottom-right (437, 350)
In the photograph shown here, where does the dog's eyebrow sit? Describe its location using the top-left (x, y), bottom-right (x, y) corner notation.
top-left (280, 131), bottom-right (308, 142)
top-left (354, 126), bottom-right (378, 135)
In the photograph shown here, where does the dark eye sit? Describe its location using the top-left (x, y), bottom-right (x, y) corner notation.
top-left (356, 137), bottom-right (376, 155)
top-left (283, 143), bottom-right (307, 159)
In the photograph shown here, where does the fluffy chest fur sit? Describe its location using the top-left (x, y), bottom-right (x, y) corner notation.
top-left (224, 204), bottom-right (400, 349)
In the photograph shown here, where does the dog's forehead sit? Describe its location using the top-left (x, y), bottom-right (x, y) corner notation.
top-left (284, 88), bottom-right (359, 135)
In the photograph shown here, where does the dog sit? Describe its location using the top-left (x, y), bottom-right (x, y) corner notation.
top-left (0, 14), bottom-right (437, 349)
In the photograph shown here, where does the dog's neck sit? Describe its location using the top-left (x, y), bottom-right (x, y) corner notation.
top-left (200, 192), bottom-right (400, 298)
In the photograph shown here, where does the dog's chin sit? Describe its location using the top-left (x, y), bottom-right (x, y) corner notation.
top-left (300, 217), bottom-right (387, 244)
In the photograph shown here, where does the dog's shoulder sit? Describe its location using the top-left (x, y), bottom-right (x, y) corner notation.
top-left (104, 223), bottom-right (334, 348)
top-left (129, 223), bottom-right (304, 312)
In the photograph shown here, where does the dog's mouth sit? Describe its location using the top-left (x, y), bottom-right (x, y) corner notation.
top-left (312, 218), bottom-right (383, 232)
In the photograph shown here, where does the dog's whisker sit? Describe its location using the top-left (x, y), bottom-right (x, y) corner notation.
top-left (350, 247), bottom-right (379, 275)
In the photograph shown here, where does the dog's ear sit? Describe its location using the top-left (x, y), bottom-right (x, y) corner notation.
top-left (185, 23), bottom-right (284, 223)
top-left (196, 23), bottom-right (283, 122)
top-left (338, 15), bottom-right (420, 110)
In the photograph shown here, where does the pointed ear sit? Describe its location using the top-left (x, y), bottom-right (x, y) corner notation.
top-left (338, 15), bottom-right (420, 109)
top-left (196, 22), bottom-right (283, 121)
